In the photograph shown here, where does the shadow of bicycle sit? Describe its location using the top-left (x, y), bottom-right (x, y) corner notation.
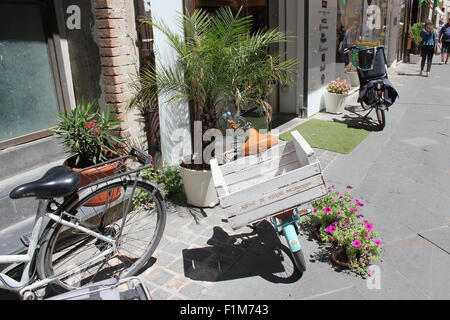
top-left (182, 220), bottom-right (303, 284)
top-left (332, 105), bottom-right (384, 131)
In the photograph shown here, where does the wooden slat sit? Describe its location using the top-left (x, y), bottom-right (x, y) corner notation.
top-left (228, 184), bottom-right (328, 230)
top-left (223, 148), bottom-right (298, 186)
top-left (210, 158), bottom-right (229, 198)
top-left (228, 161), bottom-right (302, 194)
top-left (220, 160), bottom-right (322, 208)
top-left (223, 174), bottom-right (325, 218)
top-left (220, 141), bottom-right (293, 176)
top-left (291, 130), bottom-right (314, 167)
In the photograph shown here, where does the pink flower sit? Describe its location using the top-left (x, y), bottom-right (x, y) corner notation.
top-left (374, 240), bottom-right (382, 245)
top-left (353, 240), bottom-right (361, 247)
top-left (324, 206), bottom-right (332, 214)
top-left (336, 211), bottom-right (341, 216)
top-left (93, 130), bottom-right (99, 135)
top-left (350, 207), bottom-right (357, 212)
top-left (346, 185), bottom-right (353, 189)
top-left (355, 199), bottom-right (364, 207)
top-left (86, 122), bottom-right (91, 129)
top-left (364, 234), bottom-right (370, 238)
top-left (313, 208), bottom-right (317, 213)
top-left (326, 225), bottom-right (337, 233)
top-left (357, 214), bottom-right (364, 219)
top-left (365, 222), bottom-right (373, 232)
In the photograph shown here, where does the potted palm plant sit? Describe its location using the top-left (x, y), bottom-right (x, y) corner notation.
top-left (128, 7), bottom-right (296, 207)
top-left (54, 100), bottom-right (124, 205)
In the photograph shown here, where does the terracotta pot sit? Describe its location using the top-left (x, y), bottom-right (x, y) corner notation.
top-left (64, 154), bottom-right (122, 207)
top-left (314, 225), bottom-right (336, 243)
top-left (331, 247), bottom-right (352, 268)
top-left (331, 247), bottom-right (368, 269)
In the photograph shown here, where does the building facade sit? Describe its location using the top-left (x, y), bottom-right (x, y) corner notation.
top-left (0, 0), bottom-right (403, 242)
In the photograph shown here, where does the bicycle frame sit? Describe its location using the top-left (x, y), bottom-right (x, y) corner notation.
top-left (0, 192), bottom-right (118, 297)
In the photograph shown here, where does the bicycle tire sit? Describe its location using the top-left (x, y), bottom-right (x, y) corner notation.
top-left (291, 248), bottom-right (307, 273)
top-left (375, 105), bottom-right (386, 129)
top-left (37, 178), bottom-right (166, 292)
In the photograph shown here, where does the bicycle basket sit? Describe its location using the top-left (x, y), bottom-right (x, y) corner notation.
top-left (354, 46), bottom-right (387, 82)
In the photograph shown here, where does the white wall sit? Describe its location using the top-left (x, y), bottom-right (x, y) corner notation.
top-left (151, 1), bottom-right (192, 166)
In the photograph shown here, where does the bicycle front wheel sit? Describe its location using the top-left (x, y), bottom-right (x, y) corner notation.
top-left (37, 179), bottom-right (166, 292)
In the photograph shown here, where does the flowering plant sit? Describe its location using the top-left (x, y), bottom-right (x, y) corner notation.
top-left (54, 100), bottom-right (123, 167)
top-left (332, 215), bottom-right (383, 276)
top-left (326, 78), bottom-right (351, 94)
top-left (305, 184), bottom-right (383, 275)
top-left (307, 184), bottom-right (358, 241)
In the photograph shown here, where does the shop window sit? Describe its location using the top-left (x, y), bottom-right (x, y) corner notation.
top-left (0, 1), bottom-right (66, 149)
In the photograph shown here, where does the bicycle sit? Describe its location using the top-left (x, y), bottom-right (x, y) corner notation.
top-left (0, 148), bottom-right (166, 299)
top-left (214, 110), bottom-right (317, 273)
top-left (344, 41), bottom-right (398, 130)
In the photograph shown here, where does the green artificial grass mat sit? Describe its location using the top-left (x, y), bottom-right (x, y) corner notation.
top-left (278, 118), bottom-right (371, 154)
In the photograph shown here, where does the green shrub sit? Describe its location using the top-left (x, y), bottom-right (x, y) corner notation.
top-left (141, 165), bottom-right (184, 198)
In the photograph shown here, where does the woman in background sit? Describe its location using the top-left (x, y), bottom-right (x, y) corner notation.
top-left (419, 20), bottom-right (438, 77)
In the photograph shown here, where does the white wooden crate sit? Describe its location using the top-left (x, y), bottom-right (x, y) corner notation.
top-left (210, 130), bottom-right (328, 230)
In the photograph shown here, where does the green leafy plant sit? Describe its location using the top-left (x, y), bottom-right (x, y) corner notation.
top-left (132, 165), bottom-right (183, 210)
top-left (128, 7), bottom-right (296, 169)
top-left (326, 78), bottom-right (351, 94)
top-left (408, 22), bottom-right (425, 46)
top-left (141, 165), bottom-right (183, 198)
top-left (54, 100), bottom-right (123, 167)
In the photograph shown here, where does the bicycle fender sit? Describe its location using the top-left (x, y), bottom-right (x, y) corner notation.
top-left (142, 178), bottom-right (167, 200)
top-left (282, 224), bottom-right (301, 252)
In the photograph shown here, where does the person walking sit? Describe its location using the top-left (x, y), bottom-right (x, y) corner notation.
top-left (439, 17), bottom-right (450, 65)
top-left (419, 20), bottom-right (438, 77)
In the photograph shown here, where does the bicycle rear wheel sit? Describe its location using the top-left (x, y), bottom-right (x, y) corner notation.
top-left (37, 178), bottom-right (166, 292)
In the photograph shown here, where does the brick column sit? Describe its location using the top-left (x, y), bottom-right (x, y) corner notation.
top-left (93, 0), bottom-right (144, 148)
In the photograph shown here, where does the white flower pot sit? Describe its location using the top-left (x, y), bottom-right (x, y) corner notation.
top-left (324, 91), bottom-right (348, 114)
top-left (179, 165), bottom-right (219, 208)
top-left (345, 71), bottom-right (359, 87)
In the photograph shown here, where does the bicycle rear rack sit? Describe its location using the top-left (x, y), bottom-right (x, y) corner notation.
top-left (74, 148), bottom-right (154, 193)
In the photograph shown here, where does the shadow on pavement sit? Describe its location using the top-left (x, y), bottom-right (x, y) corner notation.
top-left (332, 105), bottom-right (385, 132)
top-left (182, 220), bottom-right (303, 284)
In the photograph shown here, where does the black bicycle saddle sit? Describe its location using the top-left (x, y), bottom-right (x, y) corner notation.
top-left (9, 166), bottom-right (81, 199)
